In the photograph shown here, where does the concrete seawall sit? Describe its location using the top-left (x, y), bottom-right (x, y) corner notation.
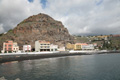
top-left (0, 50), bottom-right (120, 63)
top-left (0, 52), bottom-right (90, 63)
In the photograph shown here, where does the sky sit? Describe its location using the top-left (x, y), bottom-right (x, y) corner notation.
top-left (0, 0), bottom-right (120, 35)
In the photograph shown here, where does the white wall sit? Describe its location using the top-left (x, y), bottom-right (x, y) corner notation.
top-left (35, 41), bottom-right (40, 52)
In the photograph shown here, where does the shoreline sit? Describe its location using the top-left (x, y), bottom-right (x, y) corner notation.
top-left (0, 51), bottom-right (120, 63)
top-left (0, 52), bottom-right (90, 63)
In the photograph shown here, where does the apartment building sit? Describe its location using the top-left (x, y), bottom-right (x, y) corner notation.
top-left (74, 43), bottom-right (88, 50)
top-left (35, 40), bottom-right (50, 52)
top-left (2, 40), bottom-right (19, 53)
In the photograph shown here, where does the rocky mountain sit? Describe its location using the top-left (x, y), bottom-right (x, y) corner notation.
top-left (0, 13), bottom-right (74, 50)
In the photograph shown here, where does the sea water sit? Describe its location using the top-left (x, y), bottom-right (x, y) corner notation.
top-left (0, 53), bottom-right (120, 80)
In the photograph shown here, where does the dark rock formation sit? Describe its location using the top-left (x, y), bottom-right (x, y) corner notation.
top-left (0, 13), bottom-right (74, 50)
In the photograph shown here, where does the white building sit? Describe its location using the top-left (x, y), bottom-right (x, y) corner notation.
top-left (82, 44), bottom-right (94, 50)
top-left (13, 42), bottom-right (19, 53)
top-left (50, 44), bottom-right (58, 52)
top-left (1, 50), bottom-right (4, 53)
top-left (58, 47), bottom-right (65, 51)
top-left (23, 45), bottom-right (31, 52)
top-left (35, 40), bottom-right (50, 52)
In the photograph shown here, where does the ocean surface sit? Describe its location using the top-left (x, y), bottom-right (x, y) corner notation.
top-left (0, 53), bottom-right (120, 80)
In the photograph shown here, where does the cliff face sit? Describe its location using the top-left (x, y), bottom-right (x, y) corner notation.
top-left (0, 13), bottom-right (74, 50)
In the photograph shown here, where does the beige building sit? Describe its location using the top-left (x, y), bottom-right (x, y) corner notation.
top-left (13, 42), bottom-right (19, 53)
top-left (74, 43), bottom-right (88, 50)
top-left (74, 43), bottom-right (82, 50)
top-left (35, 40), bottom-right (50, 52)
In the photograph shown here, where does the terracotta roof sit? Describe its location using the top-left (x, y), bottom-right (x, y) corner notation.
top-left (113, 35), bottom-right (120, 37)
top-left (5, 40), bottom-right (13, 43)
top-left (38, 40), bottom-right (50, 44)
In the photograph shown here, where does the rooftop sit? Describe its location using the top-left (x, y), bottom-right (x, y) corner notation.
top-left (38, 40), bottom-right (50, 44)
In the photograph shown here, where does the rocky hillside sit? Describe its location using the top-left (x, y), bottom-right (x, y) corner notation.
top-left (0, 13), bottom-right (74, 50)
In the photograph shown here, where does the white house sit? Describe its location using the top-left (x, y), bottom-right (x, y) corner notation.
top-left (58, 47), bottom-right (65, 51)
top-left (23, 45), bottom-right (31, 52)
top-left (13, 42), bottom-right (19, 53)
top-left (82, 44), bottom-right (94, 50)
top-left (50, 44), bottom-right (58, 52)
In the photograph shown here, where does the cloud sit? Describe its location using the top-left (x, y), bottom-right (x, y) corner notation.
top-left (0, 0), bottom-right (120, 35)
top-left (0, 0), bottom-right (44, 33)
top-left (0, 24), bottom-right (4, 33)
top-left (95, 0), bottom-right (103, 5)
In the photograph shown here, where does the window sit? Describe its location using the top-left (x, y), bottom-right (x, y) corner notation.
top-left (76, 45), bottom-right (81, 49)
top-left (14, 45), bottom-right (17, 47)
top-left (55, 49), bottom-right (57, 51)
top-left (8, 48), bottom-right (11, 50)
top-left (9, 45), bottom-right (12, 47)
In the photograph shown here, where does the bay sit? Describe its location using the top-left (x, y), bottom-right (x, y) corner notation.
top-left (0, 53), bottom-right (120, 80)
